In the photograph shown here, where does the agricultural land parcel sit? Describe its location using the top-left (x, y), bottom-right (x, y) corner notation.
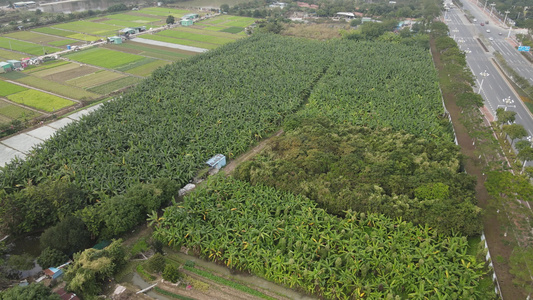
top-left (0, 34), bottom-right (489, 299)
top-left (0, 37), bottom-right (60, 56)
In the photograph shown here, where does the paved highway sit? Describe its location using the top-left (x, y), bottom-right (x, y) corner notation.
top-left (457, 0), bottom-right (533, 85)
top-left (444, 4), bottom-right (533, 148)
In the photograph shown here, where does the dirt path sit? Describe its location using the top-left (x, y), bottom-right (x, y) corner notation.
top-left (224, 129), bottom-right (284, 175)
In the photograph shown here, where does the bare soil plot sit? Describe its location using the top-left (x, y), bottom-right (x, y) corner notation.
top-left (47, 65), bottom-right (100, 82)
top-left (66, 70), bottom-right (125, 88)
top-left (30, 62), bottom-right (81, 78)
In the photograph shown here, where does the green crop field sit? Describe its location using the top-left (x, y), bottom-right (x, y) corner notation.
top-left (32, 27), bottom-right (75, 37)
top-left (52, 21), bottom-right (121, 36)
top-left (99, 19), bottom-right (154, 28)
top-left (17, 76), bottom-right (100, 99)
top-left (140, 35), bottom-right (218, 49)
top-left (124, 60), bottom-right (170, 77)
top-left (0, 37), bottom-right (60, 56)
top-left (107, 42), bottom-right (195, 61)
top-left (87, 76), bottom-right (141, 94)
top-left (64, 48), bottom-right (145, 69)
top-left (30, 62), bottom-right (80, 77)
top-left (48, 39), bottom-right (78, 47)
top-left (106, 13), bottom-right (160, 22)
top-left (139, 7), bottom-right (191, 17)
top-left (66, 70), bottom-right (125, 88)
top-left (23, 60), bottom-right (70, 74)
top-left (158, 30), bottom-right (238, 45)
top-left (4, 31), bottom-right (65, 44)
top-left (0, 100), bottom-right (41, 121)
top-left (7, 90), bottom-right (75, 112)
top-left (65, 33), bottom-right (101, 42)
top-left (197, 15), bottom-right (256, 30)
top-left (0, 49), bottom-right (23, 60)
top-left (0, 80), bottom-right (27, 96)
top-left (219, 26), bottom-right (244, 33)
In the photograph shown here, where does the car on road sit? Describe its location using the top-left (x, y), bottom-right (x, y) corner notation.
top-left (499, 32), bottom-right (502, 35)
top-left (485, 21), bottom-right (489, 24)
top-left (474, 18), bottom-right (477, 22)
top-left (489, 37), bottom-right (494, 41)
top-left (481, 23), bottom-right (484, 26)
top-left (486, 29), bottom-right (490, 33)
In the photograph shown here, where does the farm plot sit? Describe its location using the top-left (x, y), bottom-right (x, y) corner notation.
top-left (6, 89), bottom-right (75, 112)
top-left (0, 80), bottom-right (27, 96)
top-left (64, 48), bottom-right (145, 69)
top-left (65, 33), bottom-right (101, 42)
top-left (66, 70), bottom-right (125, 88)
top-left (158, 29), bottom-right (238, 45)
top-left (87, 76), bottom-right (142, 94)
top-left (52, 21), bottom-right (121, 37)
top-left (16, 76), bottom-right (100, 100)
top-left (31, 63), bottom-right (100, 83)
top-left (4, 31), bottom-right (66, 45)
top-left (104, 42), bottom-right (195, 61)
top-left (0, 49), bottom-right (24, 60)
top-left (48, 39), bottom-right (79, 47)
top-left (32, 27), bottom-right (75, 37)
top-left (196, 15), bottom-right (255, 32)
top-left (139, 34), bottom-right (218, 49)
top-left (23, 60), bottom-right (70, 74)
top-left (122, 60), bottom-right (170, 77)
top-left (0, 100), bottom-right (41, 122)
top-left (96, 13), bottom-right (161, 27)
top-left (0, 37), bottom-right (60, 56)
top-left (138, 7), bottom-right (191, 17)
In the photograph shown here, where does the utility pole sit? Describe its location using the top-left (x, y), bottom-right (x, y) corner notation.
top-left (490, 3), bottom-right (496, 17)
top-left (483, 0), bottom-right (488, 12)
top-left (503, 10), bottom-right (510, 25)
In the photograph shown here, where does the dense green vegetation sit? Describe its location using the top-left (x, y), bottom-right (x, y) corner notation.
top-left (153, 176), bottom-right (487, 299)
top-left (235, 119), bottom-right (481, 236)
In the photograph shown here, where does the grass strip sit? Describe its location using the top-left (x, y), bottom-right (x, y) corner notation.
top-left (183, 265), bottom-right (275, 300)
top-left (87, 76), bottom-right (141, 94)
top-left (153, 287), bottom-right (195, 300)
top-left (136, 264), bottom-right (156, 281)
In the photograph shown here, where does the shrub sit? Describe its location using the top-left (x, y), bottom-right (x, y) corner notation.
top-left (40, 216), bottom-right (91, 255)
top-left (147, 253), bottom-right (166, 273)
top-left (162, 264), bottom-right (181, 283)
top-left (37, 248), bottom-right (69, 269)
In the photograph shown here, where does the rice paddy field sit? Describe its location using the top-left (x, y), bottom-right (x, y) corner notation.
top-left (0, 80), bottom-right (27, 97)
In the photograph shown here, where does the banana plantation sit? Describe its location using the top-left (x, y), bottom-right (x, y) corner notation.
top-left (1, 34), bottom-right (448, 200)
top-left (152, 176), bottom-right (486, 299)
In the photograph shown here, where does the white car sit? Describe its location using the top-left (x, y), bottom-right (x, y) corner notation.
top-left (489, 37), bottom-right (494, 41)
top-left (486, 29), bottom-right (491, 33)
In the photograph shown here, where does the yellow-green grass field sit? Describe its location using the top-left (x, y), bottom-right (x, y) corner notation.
top-left (0, 37), bottom-right (60, 56)
top-left (52, 21), bottom-right (121, 36)
top-left (64, 48), bottom-right (145, 69)
top-left (23, 60), bottom-right (70, 74)
top-left (0, 100), bottom-right (41, 123)
top-left (0, 80), bottom-right (27, 96)
top-left (48, 39), bottom-right (79, 47)
top-left (7, 89), bottom-right (75, 112)
top-left (30, 62), bottom-right (81, 77)
top-left (16, 76), bottom-right (100, 100)
top-left (66, 70), bottom-right (125, 88)
top-left (4, 31), bottom-right (66, 45)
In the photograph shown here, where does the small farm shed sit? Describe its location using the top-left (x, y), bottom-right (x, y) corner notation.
top-left (44, 267), bottom-right (63, 279)
top-left (206, 154), bottom-right (226, 169)
top-left (7, 60), bottom-right (22, 69)
top-left (182, 13), bottom-right (199, 20)
top-left (336, 12), bottom-right (355, 19)
top-left (0, 62), bottom-right (12, 73)
top-left (132, 26), bottom-right (146, 32)
top-left (108, 36), bottom-right (123, 44)
top-left (120, 28), bottom-right (137, 35)
top-left (181, 19), bottom-right (194, 26)
top-left (361, 17), bottom-right (372, 23)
